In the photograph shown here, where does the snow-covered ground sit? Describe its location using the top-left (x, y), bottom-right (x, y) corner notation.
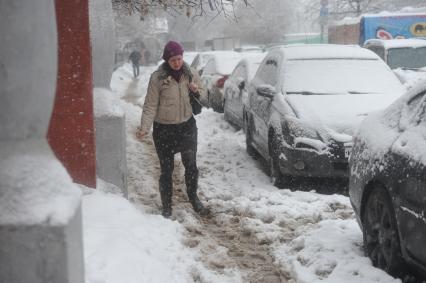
top-left (82, 62), bottom-right (403, 283)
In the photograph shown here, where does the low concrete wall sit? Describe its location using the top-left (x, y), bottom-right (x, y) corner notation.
top-left (94, 88), bottom-right (128, 197)
top-left (0, 203), bottom-right (84, 283)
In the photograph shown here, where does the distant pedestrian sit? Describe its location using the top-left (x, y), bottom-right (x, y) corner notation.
top-left (144, 49), bottom-right (152, 65)
top-left (136, 41), bottom-right (209, 218)
top-left (129, 50), bottom-right (142, 78)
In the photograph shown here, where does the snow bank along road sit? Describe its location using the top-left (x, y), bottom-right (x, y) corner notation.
top-left (104, 64), bottom-right (404, 283)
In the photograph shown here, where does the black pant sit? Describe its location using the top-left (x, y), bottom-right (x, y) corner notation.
top-left (153, 117), bottom-right (199, 195)
top-left (132, 63), bottom-right (140, 77)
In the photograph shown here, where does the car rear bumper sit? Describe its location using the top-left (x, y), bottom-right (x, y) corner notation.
top-left (209, 87), bottom-right (224, 111)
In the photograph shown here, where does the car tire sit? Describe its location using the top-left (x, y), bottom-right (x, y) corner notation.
top-left (363, 186), bottom-right (405, 277)
top-left (269, 135), bottom-right (285, 187)
top-left (244, 115), bottom-right (256, 157)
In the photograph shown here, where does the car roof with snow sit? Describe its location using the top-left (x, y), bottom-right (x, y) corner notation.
top-left (203, 51), bottom-right (247, 75)
top-left (364, 38), bottom-right (426, 49)
top-left (271, 44), bottom-right (380, 60)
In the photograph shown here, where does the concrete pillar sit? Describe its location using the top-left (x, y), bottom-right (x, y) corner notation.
top-left (94, 88), bottom-right (128, 197)
top-left (48, 0), bottom-right (97, 188)
top-left (0, 1), bottom-right (85, 283)
top-left (89, 0), bottom-right (128, 196)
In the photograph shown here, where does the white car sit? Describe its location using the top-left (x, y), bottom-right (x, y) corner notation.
top-left (244, 44), bottom-right (405, 187)
top-left (223, 53), bottom-right (266, 129)
top-left (199, 51), bottom-right (244, 112)
top-left (363, 38), bottom-right (426, 84)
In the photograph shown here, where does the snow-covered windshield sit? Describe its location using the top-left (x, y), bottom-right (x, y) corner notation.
top-left (387, 47), bottom-right (426, 70)
top-left (284, 58), bottom-right (402, 95)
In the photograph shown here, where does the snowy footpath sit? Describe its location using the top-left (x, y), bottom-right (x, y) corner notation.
top-left (81, 63), bottom-right (402, 283)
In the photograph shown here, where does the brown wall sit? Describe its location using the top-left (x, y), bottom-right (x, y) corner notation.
top-left (328, 23), bottom-right (360, 45)
top-left (48, 0), bottom-right (96, 188)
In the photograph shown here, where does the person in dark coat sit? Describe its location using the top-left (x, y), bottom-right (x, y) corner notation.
top-left (136, 41), bottom-right (209, 218)
top-left (129, 50), bottom-right (142, 78)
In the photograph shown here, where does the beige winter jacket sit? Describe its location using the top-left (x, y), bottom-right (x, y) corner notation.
top-left (140, 63), bottom-right (206, 134)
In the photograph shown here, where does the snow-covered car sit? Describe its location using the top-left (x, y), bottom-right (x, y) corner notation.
top-left (363, 38), bottom-right (426, 84)
top-left (199, 51), bottom-right (243, 112)
top-left (190, 50), bottom-right (232, 75)
top-left (244, 44), bottom-right (404, 186)
top-left (349, 78), bottom-right (426, 278)
top-left (183, 51), bottom-right (198, 66)
top-left (223, 53), bottom-right (266, 129)
top-left (234, 45), bottom-right (264, 53)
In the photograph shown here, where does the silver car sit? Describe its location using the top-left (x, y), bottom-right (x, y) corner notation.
top-left (244, 44), bottom-right (404, 187)
top-left (224, 53), bottom-right (266, 129)
top-left (200, 51), bottom-right (243, 112)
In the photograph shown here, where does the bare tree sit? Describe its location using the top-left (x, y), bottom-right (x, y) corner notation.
top-left (112, 0), bottom-right (246, 19)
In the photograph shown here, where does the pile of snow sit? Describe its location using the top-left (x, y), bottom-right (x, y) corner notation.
top-left (276, 219), bottom-right (400, 283)
top-left (83, 184), bottom-right (238, 283)
top-left (93, 87), bottom-right (124, 118)
top-left (0, 141), bottom-right (81, 226)
top-left (394, 68), bottom-right (426, 85)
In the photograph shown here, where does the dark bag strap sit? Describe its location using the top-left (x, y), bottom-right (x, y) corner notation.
top-left (188, 72), bottom-right (201, 101)
top-left (187, 71), bottom-right (202, 115)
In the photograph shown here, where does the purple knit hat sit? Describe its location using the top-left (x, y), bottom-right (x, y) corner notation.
top-left (162, 41), bottom-right (184, 61)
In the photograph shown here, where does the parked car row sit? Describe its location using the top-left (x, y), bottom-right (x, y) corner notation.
top-left (196, 44), bottom-right (426, 279)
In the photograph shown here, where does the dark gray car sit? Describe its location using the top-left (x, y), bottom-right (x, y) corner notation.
top-left (349, 79), bottom-right (426, 279)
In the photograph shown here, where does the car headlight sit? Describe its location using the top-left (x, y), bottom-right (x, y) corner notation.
top-left (282, 117), bottom-right (326, 151)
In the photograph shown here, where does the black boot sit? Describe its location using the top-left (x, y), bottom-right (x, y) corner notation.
top-left (159, 185), bottom-right (172, 218)
top-left (187, 190), bottom-right (210, 216)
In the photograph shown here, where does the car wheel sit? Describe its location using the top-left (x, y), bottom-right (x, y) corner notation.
top-left (269, 135), bottom-right (285, 187)
top-left (244, 115), bottom-right (256, 157)
top-left (363, 186), bottom-right (405, 277)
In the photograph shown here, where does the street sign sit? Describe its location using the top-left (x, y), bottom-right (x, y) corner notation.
top-left (320, 6), bottom-right (329, 17)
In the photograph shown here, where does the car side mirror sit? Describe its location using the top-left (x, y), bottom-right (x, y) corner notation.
top-left (238, 80), bottom-right (245, 90)
top-left (256, 85), bottom-right (275, 99)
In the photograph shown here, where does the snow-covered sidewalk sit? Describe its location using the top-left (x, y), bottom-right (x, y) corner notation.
top-left (81, 63), bottom-right (402, 283)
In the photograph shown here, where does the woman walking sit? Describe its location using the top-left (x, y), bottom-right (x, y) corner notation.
top-left (136, 41), bottom-right (209, 218)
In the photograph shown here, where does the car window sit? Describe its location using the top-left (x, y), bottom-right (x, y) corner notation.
top-left (203, 59), bottom-right (216, 75)
top-left (366, 46), bottom-right (385, 61)
top-left (191, 55), bottom-right (200, 68)
top-left (400, 90), bottom-right (426, 130)
top-left (409, 91), bottom-right (426, 125)
top-left (283, 58), bottom-right (403, 95)
top-left (257, 56), bottom-right (279, 86)
top-left (232, 64), bottom-right (246, 79)
top-left (393, 90), bottom-right (426, 166)
top-left (387, 47), bottom-right (426, 69)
